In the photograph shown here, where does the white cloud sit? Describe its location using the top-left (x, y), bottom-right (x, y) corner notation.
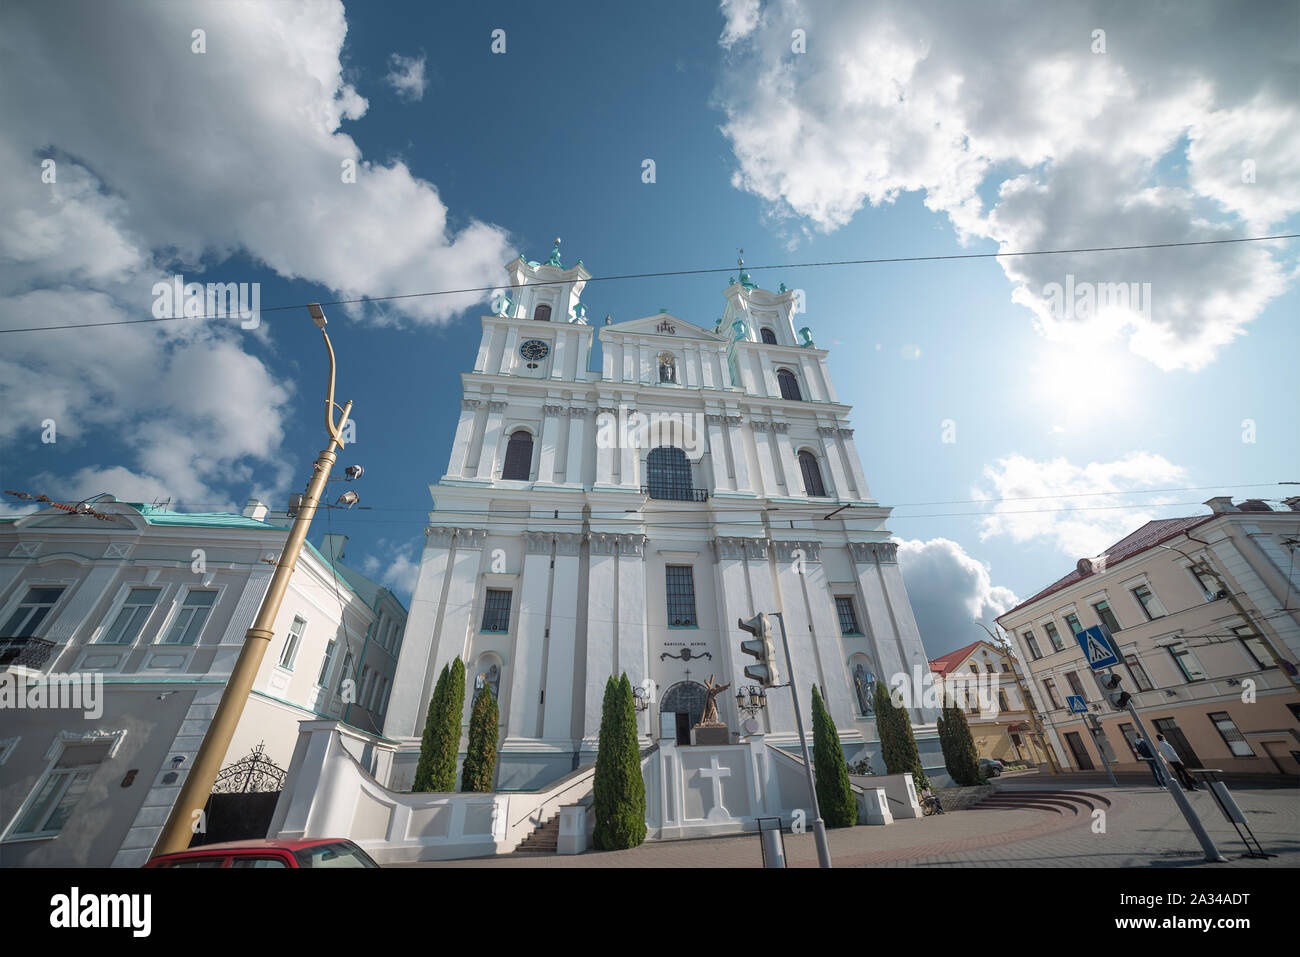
top-left (719, 0), bottom-right (763, 48)
top-left (973, 452), bottom-right (1191, 558)
top-left (385, 53), bottom-right (427, 102)
top-left (895, 537), bottom-right (1018, 658)
top-left (360, 545), bottom-right (420, 602)
top-left (715, 0), bottom-right (1300, 370)
top-left (0, 0), bottom-right (513, 508)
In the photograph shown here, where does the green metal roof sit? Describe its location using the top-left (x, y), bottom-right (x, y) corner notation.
top-left (130, 505), bottom-right (291, 531)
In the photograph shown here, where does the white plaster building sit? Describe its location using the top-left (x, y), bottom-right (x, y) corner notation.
top-left (0, 496), bottom-right (407, 866)
top-left (386, 245), bottom-right (941, 791)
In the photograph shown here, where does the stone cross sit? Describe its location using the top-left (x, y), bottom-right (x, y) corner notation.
top-left (700, 755), bottom-right (732, 821)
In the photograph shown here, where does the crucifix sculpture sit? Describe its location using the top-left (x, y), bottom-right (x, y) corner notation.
top-left (698, 674), bottom-right (731, 727)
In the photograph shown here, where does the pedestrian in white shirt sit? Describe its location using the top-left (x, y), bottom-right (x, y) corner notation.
top-left (1156, 733), bottom-right (1198, 790)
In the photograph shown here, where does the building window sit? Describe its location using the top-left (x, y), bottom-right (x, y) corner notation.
top-left (1208, 711), bottom-right (1255, 757)
top-left (161, 590), bottom-right (216, 645)
top-left (646, 447), bottom-right (694, 501)
top-left (318, 639), bottom-right (337, 687)
top-left (1190, 568), bottom-right (1221, 600)
top-left (1001, 661), bottom-right (1012, 674)
top-left (760, 327), bottom-right (777, 344)
top-left (279, 616), bottom-right (306, 670)
top-left (1168, 642), bottom-right (1206, 682)
top-left (100, 587), bottom-right (162, 645)
top-left (1023, 630), bottom-right (1043, 660)
top-left (2, 586), bottom-right (65, 638)
top-left (1043, 621), bottom-right (1064, 651)
top-left (835, 597), bottom-right (862, 635)
top-left (336, 651), bottom-right (354, 696)
top-left (359, 666), bottom-right (373, 707)
top-left (1041, 678), bottom-right (1063, 710)
top-left (501, 430), bottom-right (533, 481)
top-left (665, 565), bottom-right (698, 628)
top-left (10, 739), bottom-right (113, 838)
top-left (481, 589), bottom-right (512, 633)
top-left (776, 368), bottom-right (802, 401)
top-left (1124, 653), bottom-right (1154, 692)
top-left (1065, 670), bottom-right (1088, 700)
top-left (533, 304), bottom-right (551, 322)
top-left (1093, 600), bottom-right (1122, 633)
top-left (1232, 625), bottom-right (1274, 669)
top-left (1063, 612), bottom-right (1083, 636)
top-left (998, 690), bottom-right (1010, 711)
top-left (798, 451), bottom-right (826, 497)
top-left (1131, 584), bottom-right (1163, 620)
top-left (1118, 722), bottom-right (1140, 756)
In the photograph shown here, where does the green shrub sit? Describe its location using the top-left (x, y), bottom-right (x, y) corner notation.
top-left (460, 684), bottom-right (499, 792)
top-left (812, 685), bottom-right (858, 827)
top-left (592, 674), bottom-right (647, 850)
top-left (874, 680), bottom-right (929, 791)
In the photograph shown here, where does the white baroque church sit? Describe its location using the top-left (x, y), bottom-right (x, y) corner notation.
top-left (384, 243), bottom-right (940, 790)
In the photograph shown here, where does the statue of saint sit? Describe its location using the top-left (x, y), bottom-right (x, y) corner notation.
top-left (698, 674), bottom-right (731, 727)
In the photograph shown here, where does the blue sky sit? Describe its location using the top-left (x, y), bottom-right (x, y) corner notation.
top-left (2, 0), bottom-right (1297, 656)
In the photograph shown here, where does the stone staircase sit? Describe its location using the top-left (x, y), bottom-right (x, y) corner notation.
top-left (971, 789), bottom-right (1112, 815)
top-left (513, 814), bottom-right (562, 854)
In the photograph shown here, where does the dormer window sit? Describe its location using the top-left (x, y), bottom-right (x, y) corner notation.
top-left (777, 368), bottom-right (802, 401)
top-left (533, 304), bottom-right (551, 322)
top-left (760, 327), bottom-right (777, 344)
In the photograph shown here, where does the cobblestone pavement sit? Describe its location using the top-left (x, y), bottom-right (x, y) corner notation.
top-left (398, 776), bottom-right (1299, 868)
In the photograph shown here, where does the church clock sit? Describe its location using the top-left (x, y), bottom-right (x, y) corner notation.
top-left (519, 339), bottom-right (549, 361)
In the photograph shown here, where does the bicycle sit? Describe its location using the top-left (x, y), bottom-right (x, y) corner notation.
top-left (921, 794), bottom-right (945, 816)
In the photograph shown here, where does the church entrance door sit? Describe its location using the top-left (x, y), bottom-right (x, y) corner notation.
top-left (661, 680), bottom-right (709, 747)
top-left (674, 713), bottom-right (691, 746)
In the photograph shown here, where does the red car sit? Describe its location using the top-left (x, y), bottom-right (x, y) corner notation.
top-left (143, 838), bottom-right (379, 869)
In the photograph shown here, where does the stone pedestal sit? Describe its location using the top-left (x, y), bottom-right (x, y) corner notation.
top-left (692, 724), bottom-right (729, 746)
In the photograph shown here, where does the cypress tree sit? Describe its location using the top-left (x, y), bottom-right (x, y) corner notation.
top-left (811, 684), bottom-right (857, 828)
top-left (592, 673), bottom-right (646, 850)
top-left (874, 680), bottom-right (929, 791)
top-left (945, 702), bottom-right (984, 786)
top-left (460, 684), bottom-right (500, 792)
top-left (412, 664), bottom-right (449, 792)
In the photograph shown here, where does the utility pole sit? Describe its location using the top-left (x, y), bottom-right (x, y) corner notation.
top-left (151, 305), bottom-right (355, 858)
top-left (975, 622), bottom-right (1062, 773)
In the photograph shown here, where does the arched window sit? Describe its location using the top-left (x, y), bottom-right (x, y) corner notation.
top-left (533, 304), bottom-right (551, 322)
top-left (798, 450), bottom-right (826, 496)
top-left (646, 446), bottom-right (692, 500)
top-left (777, 368), bottom-right (802, 401)
top-left (760, 327), bottom-right (777, 344)
top-left (501, 430), bottom-right (533, 480)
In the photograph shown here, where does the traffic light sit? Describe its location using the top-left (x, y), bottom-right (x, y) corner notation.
top-left (1099, 672), bottom-right (1131, 710)
top-left (738, 613), bottom-right (780, 687)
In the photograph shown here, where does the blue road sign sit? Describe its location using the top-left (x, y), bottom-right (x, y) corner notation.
top-left (1067, 695), bottom-right (1089, 714)
top-left (1076, 625), bottom-right (1121, 670)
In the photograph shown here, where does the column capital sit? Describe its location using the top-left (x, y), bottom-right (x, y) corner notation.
top-left (461, 398), bottom-right (480, 411)
top-left (712, 536), bottom-right (769, 560)
top-left (426, 525), bottom-right (489, 549)
top-left (849, 541), bottom-right (898, 564)
top-left (487, 401), bottom-right (508, 414)
top-left (772, 540), bottom-right (822, 563)
top-left (751, 420), bottom-right (771, 432)
top-left (542, 404), bottom-right (565, 417)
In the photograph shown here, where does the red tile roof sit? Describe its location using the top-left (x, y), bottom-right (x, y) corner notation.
top-left (996, 513), bottom-right (1216, 621)
top-left (929, 639), bottom-right (993, 677)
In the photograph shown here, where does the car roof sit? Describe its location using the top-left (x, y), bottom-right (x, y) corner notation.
top-left (151, 838), bottom-right (346, 857)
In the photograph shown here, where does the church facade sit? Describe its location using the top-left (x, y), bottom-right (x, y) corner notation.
top-left (384, 244), bottom-right (940, 790)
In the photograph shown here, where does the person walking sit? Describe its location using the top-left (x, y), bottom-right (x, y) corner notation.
top-left (1156, 733), bottom-right (1198, 790)
top-left (1133, 734), bottom-right (1165, 787)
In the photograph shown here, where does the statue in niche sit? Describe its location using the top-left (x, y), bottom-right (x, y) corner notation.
top-left (658, 352), bottom-right (678, 383)
top-left (853, 662), bottom-right (875, 715)
top-left (698, 674), bottom-right (731, 727)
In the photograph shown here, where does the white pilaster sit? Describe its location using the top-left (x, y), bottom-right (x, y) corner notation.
top-left (445, 399), bottom-right (479, 479)
top-left (565, 408), bottom-right (586, 486)
top-left (537, 405), bottom-right (563, 483)
top-left (476, 401), bottom-right (507, 481)
top-left (726, 415), bottom-right (752, 494)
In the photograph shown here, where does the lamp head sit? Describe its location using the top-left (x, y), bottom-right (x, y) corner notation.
top-left (344, 465), bottom-right (364, 481)
top-left (308, 303), bottom-right (327, 329)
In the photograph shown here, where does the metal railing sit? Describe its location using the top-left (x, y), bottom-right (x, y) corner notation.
top-left (640, 486), bottom-right (709, 502)
top-left (0, 636), bottom-right (58, 670)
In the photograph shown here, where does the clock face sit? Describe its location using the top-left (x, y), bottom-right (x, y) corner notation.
top-left (520, 339), bottom-right (549, 361)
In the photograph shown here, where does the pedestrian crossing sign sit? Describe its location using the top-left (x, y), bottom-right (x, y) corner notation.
top-left (1067, 695), bottom-right (1088, 713)
top-left (1076, 625), bottom-right (1121, 670)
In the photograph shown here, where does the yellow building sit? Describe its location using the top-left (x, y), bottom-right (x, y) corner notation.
top-left (929, 639), bottom-right (1046, 766)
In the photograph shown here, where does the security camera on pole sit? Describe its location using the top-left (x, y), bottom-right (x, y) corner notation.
top-left (738, 611), bottom-right (833, 869)
top-left (1079, 624), bottom-right (1226, 863)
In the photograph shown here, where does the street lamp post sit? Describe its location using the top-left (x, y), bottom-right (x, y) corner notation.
top-left (151, 305), bottom-right (355, 859)
top-left (974, 621), bottom-right (1062, 774)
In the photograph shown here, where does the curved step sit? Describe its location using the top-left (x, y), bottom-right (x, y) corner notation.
top-left (971, 799), bottom-right (1067, 815)
top-left (1001, 788), bottom-right (1112, 807)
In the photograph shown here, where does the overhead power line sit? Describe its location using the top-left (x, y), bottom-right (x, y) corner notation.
top-left (2, 233), bottom-right (1296, 335)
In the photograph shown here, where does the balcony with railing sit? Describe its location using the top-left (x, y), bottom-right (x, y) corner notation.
top-left (0, 636), bottom-right (59, 671)
top-left (640, 485), bottom-right (709, 502)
